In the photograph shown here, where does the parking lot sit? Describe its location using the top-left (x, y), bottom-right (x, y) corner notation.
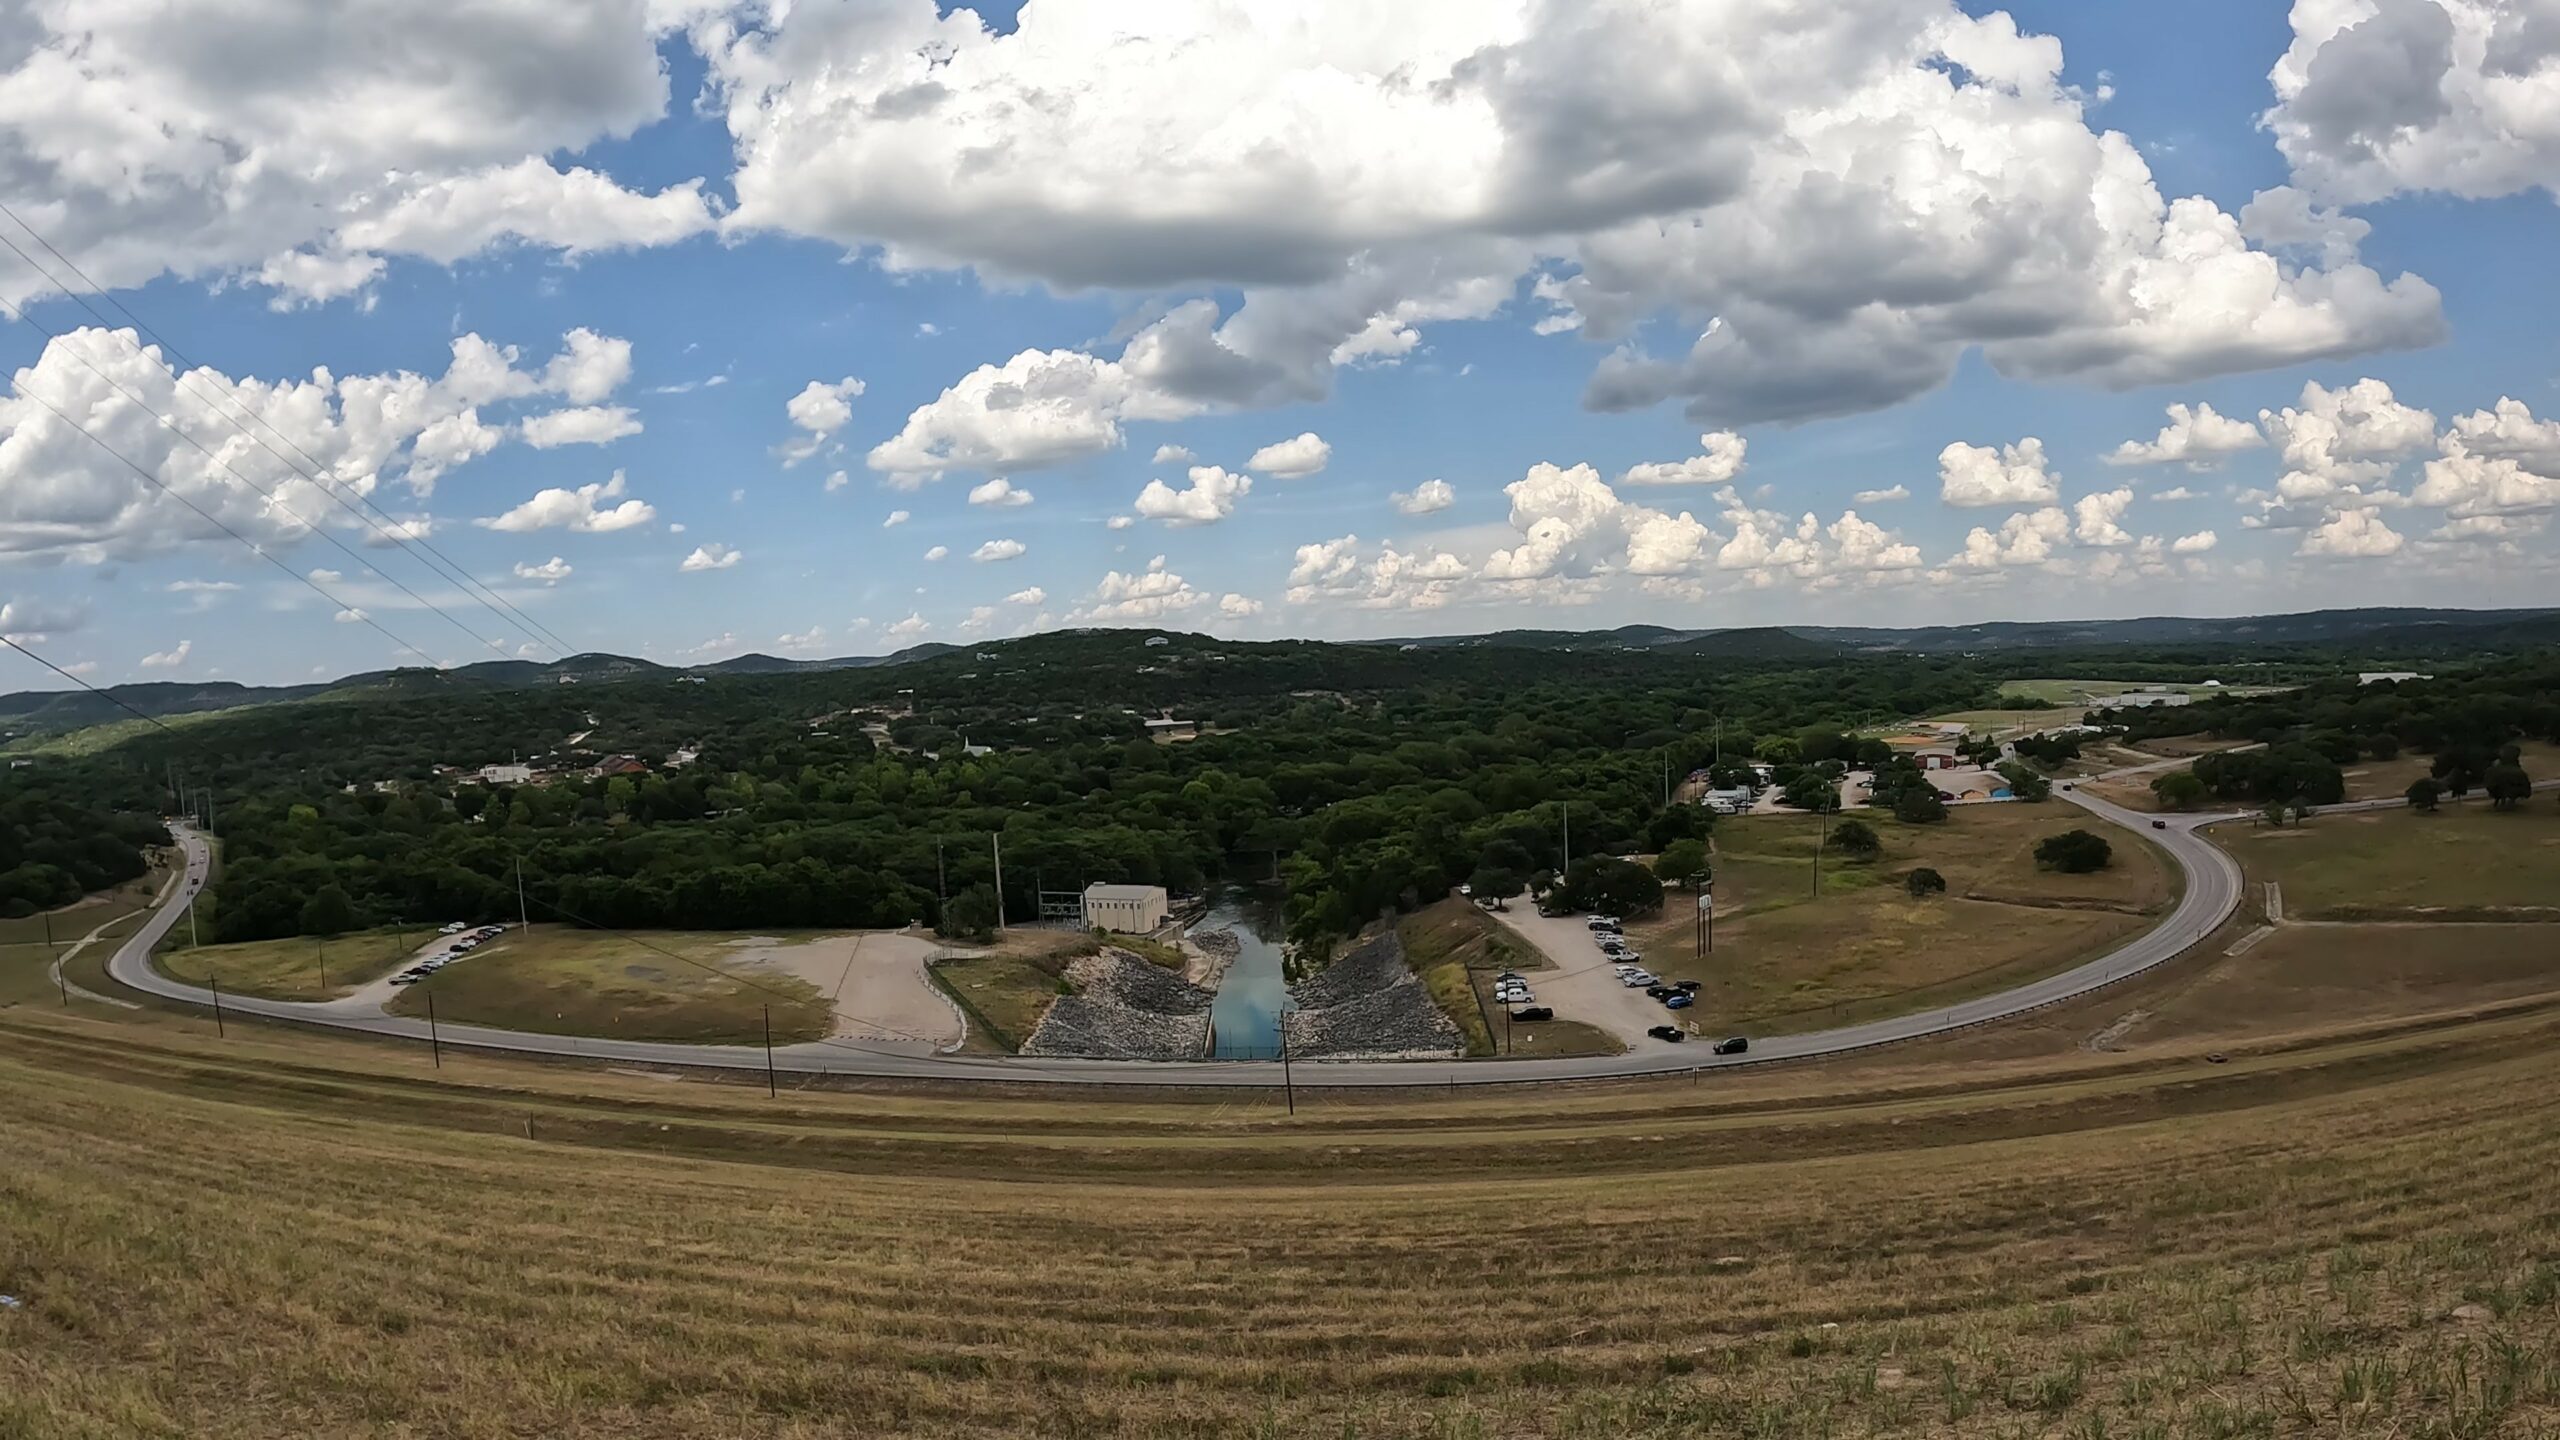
top-left (316, 922), bottom-right (510, 1016)
top-left (1480, 905), bottom-right (1710, 1047)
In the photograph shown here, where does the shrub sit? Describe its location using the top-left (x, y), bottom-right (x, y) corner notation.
top-left (1830, 818), bottom-right (1881, 860)
top-left (1905, 867), bottom-right (1947, 897)
top-left (2034, 830), bottom-right (2112, 874)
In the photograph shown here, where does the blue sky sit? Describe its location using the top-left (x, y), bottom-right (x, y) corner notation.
top-left (0, 0), bottom-right (2554, 685)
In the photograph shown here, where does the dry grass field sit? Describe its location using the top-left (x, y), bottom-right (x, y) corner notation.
top-left (2221, 805), bottom-right (2560, 919)
top-left (153, 924), bottom-right (421, 1000)
top-left (1621, 805), bottom-right (2172, 1032)
top-left (4, 974), bottom-right (2560, 1439)
top-left (382, 925), bottom-right (836, 1045)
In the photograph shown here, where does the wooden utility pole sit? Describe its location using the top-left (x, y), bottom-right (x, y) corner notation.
top-left (208, 976), bottom-right (225, 1038)
top-left (762, 1004), bottom-right (778, 1098)
top-left (991, 833), bottom-right (1006, 936)
top-left (425, 991), bottom-right (442, 1068)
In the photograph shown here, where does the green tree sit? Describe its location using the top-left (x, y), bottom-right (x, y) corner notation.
top-left (2405, 776), bottom-right (2443, 812)
top-left (938, 883), bottom-right (999, 942)
top-left (1652, 839), bottom-right (1710, 890)
top-left (1995, 760), bottom-right (2051, 802)
top-left (1780, 772), bottom-right (1839, 813)
top-left (300, 883), bottom-right (357, 936)
top-left (2150, 771), bottom-right (2207, 811)
top-left (1830, 818), bottom-right (1882, 860)
top-left (1555, 855), bottom-right (1665, 918)
top-left (2261, 800), bottom-right (2292, 828)
top-left (2033, 830), bottom-right (2112, 874)
top-left (1892, 786), bottom-right (1948, 824)
top-left (2484, 761), bottom-right (2533, 811)
top-left (1466, 865), bottom-right (1524, 910)
top-left (1904, 867), bottom-right (1947, 897)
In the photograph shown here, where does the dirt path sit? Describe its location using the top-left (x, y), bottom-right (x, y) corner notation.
top-left (735, 933), bottom-right (965, 1052)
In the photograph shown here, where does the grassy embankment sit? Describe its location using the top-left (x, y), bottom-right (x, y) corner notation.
top-left (1398, 898), bottom-right (1623, 1058)
top-left (153, 925), bottom-right (422, 1001)
top-left (3, 980), bottom-right (2559, 1437)
top-left (927, 929), bottom-right (1186, 1053)
top-left (2220, 803), bottom-right (2560, 921)
top-left (380, 924), bottom-right (834, 1045)
top-left (0, 857), bottom-right (176, 1005)
top-left (1626, 802), bottom-right (2171, 1034)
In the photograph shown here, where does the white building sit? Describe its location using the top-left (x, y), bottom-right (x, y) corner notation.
top-left (2359, 671), bottom-right (2430, 686)
top-left (1701, 787), bottom-right (1754, 815)
top-left (478, 763), bottom-right (534, 784)
top-left (2109, 691), bottom-right (2193, 708)
top-left (1082, 883), bottom-right (1169, 934)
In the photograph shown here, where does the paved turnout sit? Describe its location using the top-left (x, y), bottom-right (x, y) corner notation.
top-left (110, 785), bottom-right (2246, 1089)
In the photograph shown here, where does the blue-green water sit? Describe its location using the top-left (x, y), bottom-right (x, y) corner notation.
top-left (1203, 890), bottom-right (1290, 1058)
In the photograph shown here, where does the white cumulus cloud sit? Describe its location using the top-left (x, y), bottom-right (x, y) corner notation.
top-left (679, 543), bottom-right (743, 572)
top-left (476, 471), bottom-right (656, 534)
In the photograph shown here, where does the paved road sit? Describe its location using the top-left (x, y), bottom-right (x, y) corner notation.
top-left (104, 790), bottom-right (2248, 1087)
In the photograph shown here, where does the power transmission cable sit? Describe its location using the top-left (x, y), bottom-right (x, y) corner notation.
top-left (0, 206), bottom-right (580, 659)
top-left (0, 352), bottom-right (442, 667)
top-left (0, 297), bottom-right (536, 667)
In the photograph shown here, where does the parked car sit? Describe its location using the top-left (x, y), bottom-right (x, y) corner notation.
top-left (1620, 969), bottom-right (1658, 988)
top-left (1512, 1006), bottom-right (1554, 1022)
top-left (1672, 979), bottom-right (1702, 993)
top-left (1644, 984), bottom-right (1674, 999)
top-left (1495, 971), bottom-right (1524, 983)
top-left (1663, 993), bottom-right (1695, 1010)
top-left (1713, 1035), bottom-right (1749, 1055)
top-left (1647, 1025), bottom-right (1686, 1042)
top-left (439, 922), bottom-right (467, 935)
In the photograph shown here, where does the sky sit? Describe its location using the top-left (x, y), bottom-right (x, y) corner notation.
top-left (1, 0), bottom-right (2557, 686)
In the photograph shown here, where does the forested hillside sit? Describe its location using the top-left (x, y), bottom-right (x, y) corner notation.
top-left (0, 769), bottom-right (169, 915)
top-left (44, 626), bottom-right (2560, 950)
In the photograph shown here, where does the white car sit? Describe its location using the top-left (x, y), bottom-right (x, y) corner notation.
top-left (1619, 969), bottom-right (1658, 988)
top-left (439, 922), bottom-right (467, 935)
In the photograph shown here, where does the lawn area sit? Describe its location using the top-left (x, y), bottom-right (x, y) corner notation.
top-left (2221, 803), bottom-right (2560, 919)
top-left (2335, 739), bottom-right (2560, 802)
top-left (383, 925), bottom-right (833, 1044)
top-left (1623, 803), bottom-right (2171, 1033)
top-left (1398, 899), bottom-right (1623, 1058)
top-left (2132, 923), bottom-right (2560, 1044)
top-left (925, 928), bottom-right (1136, 1053)
top-left (156, 925), bottom-right (423, 1001)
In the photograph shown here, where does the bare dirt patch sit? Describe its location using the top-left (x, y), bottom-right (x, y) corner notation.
top-left (735, 932), bottom-right (964, 1051)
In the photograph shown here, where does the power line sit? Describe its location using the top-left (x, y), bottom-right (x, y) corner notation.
top-left (0, 204), bottom-right (580, 660)
top-left (0, 299), bottom-right (530, 668)
top-left (0, 357), bottom-right (442, 668)
top-left (0, 633), bottom-right (180, 738)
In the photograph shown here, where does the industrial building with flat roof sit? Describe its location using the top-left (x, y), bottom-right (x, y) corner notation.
top-left (1082, 883), bottom-right (1169, 934)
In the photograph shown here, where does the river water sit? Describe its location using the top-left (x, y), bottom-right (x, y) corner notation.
top-left (1198, 888), bottom-right (1291, 1058)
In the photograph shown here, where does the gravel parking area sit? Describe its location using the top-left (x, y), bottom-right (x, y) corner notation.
top-left (1481, 907), bottom-right (1700, 1048)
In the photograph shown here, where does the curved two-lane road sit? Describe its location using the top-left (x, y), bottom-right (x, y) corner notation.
top-left (107, 787), bottom-right (2244, 1088)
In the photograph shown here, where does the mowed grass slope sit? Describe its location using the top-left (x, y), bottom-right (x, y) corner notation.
top-left (2223, 804), bottom-right (2560, 919)
top-left (1626, 804), bottom-right (2171, 1032)
top-left (3, 1007), bottom-right (2559, 1438)
top-left (383, 925), bottom-right (833, 1045)
top-left (154, 925), bottom-right (421, 1000)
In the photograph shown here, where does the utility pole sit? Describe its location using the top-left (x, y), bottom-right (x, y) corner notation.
top-left (188, 891), bottom-right (200, 948)
top-left (208, 976), bottom-right (225, 1038)
top-left (762, 1004), bottom-right (777, 1098)
top-left (991, 833), bottom-right (1006, 935)
top-left (935, 837), bottom-right (947, 906)
top-left (425, 991), bottom-right (442, 1068)
top-left (317, 937), bottom-right (327, 993)
top-left (1279, 1020), bottom-right (1295, 1116)
top-left (515, 858), bottom-right (530, 931)
top-left (1813, 802), bottom-right (1831, 899)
